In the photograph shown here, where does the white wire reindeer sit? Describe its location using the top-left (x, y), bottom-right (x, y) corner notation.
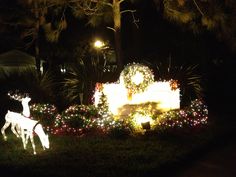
top-left (1, 91), bottom-right (49, 154)
top-left (1, 91), bottom-right (31, 139)
top-left (2, 111), bottom-right (49, 155)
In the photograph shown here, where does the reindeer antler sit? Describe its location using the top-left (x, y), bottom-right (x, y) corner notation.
top-left (7, 90), bottom-right (29, 101)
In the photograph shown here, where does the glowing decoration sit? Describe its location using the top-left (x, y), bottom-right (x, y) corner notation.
top-left (94, 63), bottom-right (180, 116)
top-left (127, 111), bottom-right (153, 133)
top-left (93, 64), bottom-right (206, 134)
top-left (156, 99), bottom-right (208, 129)
top-left (53, 105), bottom-right (97, 135)
top-left (96, 91), bottom-right (114, 131)
top-left (1, 91), bottom-right (32, 139)
top-left (133, 112), bottom-right (153, 125)
top-left (170, 79), bottom-right (179, 91)
top-left (93, 63), bottom-right (181, 134)
top-left (131, 71), bottom-right (144, 85)
top-left (1, 111), bottom-right (49, 155)
top-left (30, 103), bottom-right (58, 132)
top-left (121, 63), bottom-right (154, 94)
top-left (94, 40), bottom-right (105, 49)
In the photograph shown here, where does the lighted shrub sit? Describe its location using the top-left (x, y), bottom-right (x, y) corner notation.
top-left (107, 119), bottom-right (132, 138)
top-left (123, 99), bottom-right (208, 134)
top-left (154, 99), bottom-right (208, 130)
top-left (53, 104), bottom-right (99, 135)
top-left (30, 103), bottom-right (58, 131)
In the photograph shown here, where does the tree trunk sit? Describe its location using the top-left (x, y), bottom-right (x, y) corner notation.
top-left (113, 0), bottom-right (124, 72)
top-left (34, 1), bottom-right (41, 75)
top-left (35, 38), bottom-right (40, 74)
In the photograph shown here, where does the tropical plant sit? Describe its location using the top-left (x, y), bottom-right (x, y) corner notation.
top-left (62, 65), bottom-right (84, 104)
top-left (62, 41), bottom-right (116, 105)
top-left (154, 98), bottom-right (208, 131)
top-left (155, 56), bottom-right (203, 106)
top-left (26, 70), bottom-right (57, 103)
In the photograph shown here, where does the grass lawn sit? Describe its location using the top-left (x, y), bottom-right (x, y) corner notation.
top-left (0, 124), bottom-right (222, 177)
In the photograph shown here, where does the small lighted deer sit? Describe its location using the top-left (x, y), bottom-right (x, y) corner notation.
top-left (3, 111), bottom-right (49, 155)
top-left (1, 91), bottom-right (31, 139)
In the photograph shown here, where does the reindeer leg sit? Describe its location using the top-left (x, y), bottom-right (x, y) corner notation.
top-left (16, 124), bottom-right (21, 137)
top-left (25, 131), bottom-right (30, 146)
top-left (1, 121), bottom-right (10, 141)
top-left (11, 123), bottom-right (20, 138)
top-left (29, 133), bottom-right (36, 155)
top-left (21, 130), bottom-right (26, 150)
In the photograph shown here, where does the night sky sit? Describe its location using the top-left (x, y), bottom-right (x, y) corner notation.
top-left (0, 0), bottom-right (234, 63)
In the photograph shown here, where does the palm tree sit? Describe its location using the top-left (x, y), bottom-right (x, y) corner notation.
top-left (155, 56), bottom-right (203, 106)
top-left (62, 41), bottom-right (107, 105)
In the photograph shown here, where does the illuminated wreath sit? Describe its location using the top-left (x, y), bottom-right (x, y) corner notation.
top-left (120, 63), bottom-right (154, 94)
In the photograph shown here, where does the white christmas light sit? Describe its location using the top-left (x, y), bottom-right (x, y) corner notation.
top-left (2, 111), bottom-right (49, 155)
top-left (1, 94), bottom-right (49, 155)
top-left (94, 66), bottom-right (180, 116)
top-left (131, 71), bottom-right (144, 85)
top-left (94, 81), bottom-right (180, 115)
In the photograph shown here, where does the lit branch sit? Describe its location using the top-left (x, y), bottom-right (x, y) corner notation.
top-left (193, 0), bottom-right (204, 16)
top-left (60, 6), bottom-right (67, 22)
top-left (120, 9), bottom-right (136, 14)
top-left (106, 26), bottom-right (115, 32)
top-left (70, 0), bottom-right (100, 16)
top-left (119, 0), bottom-right (125, 4)
top-left (132, 10), bottom-right (139, 28)
top-left (120, 10), bottom-right (139, 28)
top-left (103, 2), bottom-right (113, 7)
top-left (21, 28), bottom-right (35, 38)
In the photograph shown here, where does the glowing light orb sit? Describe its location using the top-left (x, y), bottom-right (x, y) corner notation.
top-left (134, 113), bottom-right (153, 125)
top-left (94, 40), bottom-right (104, 49)
top-left (131, 71), bottom-right (144, 85)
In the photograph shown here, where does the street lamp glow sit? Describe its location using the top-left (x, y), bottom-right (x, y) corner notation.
top-left (94, 40), bottom-right (105, 49)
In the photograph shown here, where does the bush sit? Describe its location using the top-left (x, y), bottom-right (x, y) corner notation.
top-left (107, 119), bottom-right (132, 138)
top-left (154, 99), bottom-right (208, 131)
top-left (30, 103), bottom-right (58, 132)
top-left (53, 104), bottom-right (99, 135)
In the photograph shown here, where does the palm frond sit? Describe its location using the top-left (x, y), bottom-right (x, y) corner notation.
top-left (155, 57), bottom-right (203, 106)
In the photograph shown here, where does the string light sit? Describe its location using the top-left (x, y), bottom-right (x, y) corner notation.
top-left (156, 99), bottom-right (208, 129)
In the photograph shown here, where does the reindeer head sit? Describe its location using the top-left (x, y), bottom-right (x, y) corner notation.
top-left (43, 134), bottom-right (50, 149)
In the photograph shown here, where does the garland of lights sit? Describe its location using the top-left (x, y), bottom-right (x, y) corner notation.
top-left (50, 99), bottom-right (207, 136)
top-left (120, 63), bottom-right (154, 94)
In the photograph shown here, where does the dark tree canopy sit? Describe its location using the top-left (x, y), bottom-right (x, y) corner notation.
top-left (153, 0), bottom-right (236, 53)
